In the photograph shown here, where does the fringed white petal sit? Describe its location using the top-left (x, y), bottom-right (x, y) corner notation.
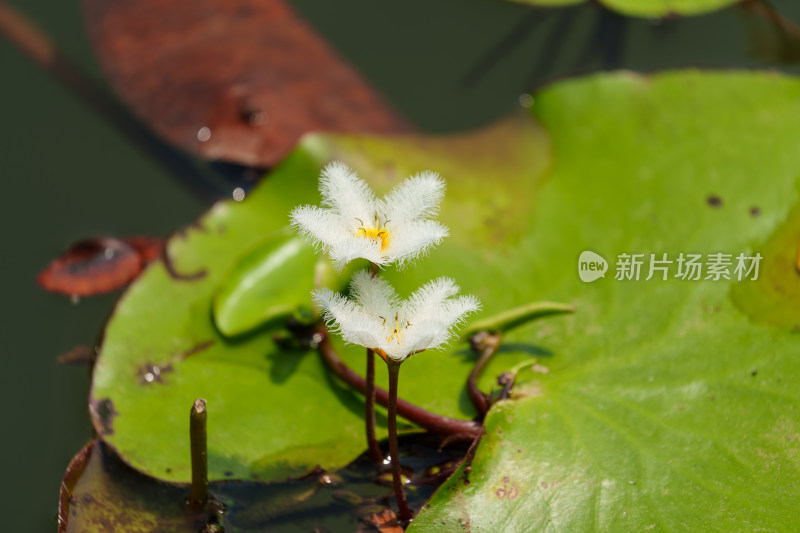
top-left (291, 162), bottom-right (450, 269)
top-left (390, 325), bottom-right (437, 361)
top-left (402, 277), bottom-right (459, 322)
top-left (386, 220), bottom-right (449, 267)
top-left (349, 270), bottom-right (399, 318)
top-left (313, 288), bottom-right (383, 350)
top-left (390, 288), bottom-right (481, 358)
top-left (329, 238), bottom-right (384, 272)
top-left (317, 274), bottom-right (480, 362)
top-left (318, 162), bottom-right (378, 224)
top-left (290, 205), bottom-right (349, 249)
top-left (339, 315), bottom-right (385, 350)
top-left (382, 171), bottom-right (446, 222)
top-left (439, 295), bottom-right (482, 328)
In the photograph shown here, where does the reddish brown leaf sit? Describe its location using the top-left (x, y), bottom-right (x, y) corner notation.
top-left (81, 0), bottom-right (412, 168)
top-left (58, 441), bottom-right (94, 533)
top-left (37, 236), bottom-right (162, 297)
top-left (124, 235), bottom-right (164, 264)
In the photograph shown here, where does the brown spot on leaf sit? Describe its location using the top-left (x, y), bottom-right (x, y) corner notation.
top-left (89, 398), bottom-right (118, 436)
top-left (81, 0), bottom-right (411, 167)
top-left (706, 195), bottom-right (723, 207)
top-left (182, 340), bottom-right (216, 359)
top-left (750, 206), bottom-right (761, 217)
top-left (496, 477), bottom-right (520, 500)
top-left (138, 362), bottom-right (173, 384)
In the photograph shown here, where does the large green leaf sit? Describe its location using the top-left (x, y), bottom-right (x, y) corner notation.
top-left (505, 0), bottom-right (738, 17)
top-left (409, 71), bottom-right (800, 531)
top-left (92, 70), bottom-right (800, 531)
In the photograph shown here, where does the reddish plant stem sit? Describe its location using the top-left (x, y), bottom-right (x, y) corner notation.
top-left (365, 348), bottom-right (382, 463)
top-left (387, 362), bottom-right (411, 523)
top-left (318, 335), bottom-right (481, 442)
top-left (466, 332), bottom-right (503, 416)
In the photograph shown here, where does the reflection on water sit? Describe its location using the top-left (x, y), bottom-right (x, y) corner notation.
top-left (61, 435), bottom-right (468, 531)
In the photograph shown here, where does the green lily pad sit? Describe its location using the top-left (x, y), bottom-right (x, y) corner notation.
top-left (92, 70), bottom-right (800, 531)
top-left (409, 71), bottom-right (800, 531)
top-left (504, 0), bottom-right (738, 17)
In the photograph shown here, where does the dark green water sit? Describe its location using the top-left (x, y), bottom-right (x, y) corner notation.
top-left (2, 0), bottom-right (798, 530)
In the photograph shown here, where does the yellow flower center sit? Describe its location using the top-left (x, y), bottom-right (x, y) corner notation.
top-left (356, 214), bottom-right (391, 252)
top-left (386, 313), bottom-right (403, 345)
top-left (379, 313), bottom-right (410, 346)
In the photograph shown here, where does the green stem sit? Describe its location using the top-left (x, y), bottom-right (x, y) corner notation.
top-left (189, 398), bottom-right (208, 509)
top-left (387, 362), bottom-right (411, 523)
top-left (365, 348), bottom-right (382, 463)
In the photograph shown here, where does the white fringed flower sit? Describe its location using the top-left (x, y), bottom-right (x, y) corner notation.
top-left (314, 270), bottom-right (481, 363)
top-left (290, 161), bottom-right (449, 271)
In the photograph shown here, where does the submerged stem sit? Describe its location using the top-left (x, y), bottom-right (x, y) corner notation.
top-left (365, 348), bottom-right (382, 463)
top-left (189, 398), bottom-right (208, 509)
top-left (387, 362), bottom-right (411, 523)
